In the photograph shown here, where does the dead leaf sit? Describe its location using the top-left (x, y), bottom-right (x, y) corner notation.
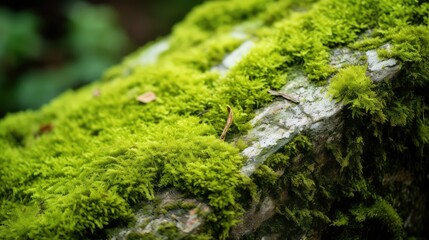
top-left (220, 105), bottom-right (233, 140)
top-left (40, 124), bottom-right (53, 133)
top-left (92, 88), bottom-right (101, 97)
top-left (136, 91), bottom-right (157, 103)
top-left (35, 123), bottom-right (54, 138)
top-left (268, 89), bottom-right (299, 104)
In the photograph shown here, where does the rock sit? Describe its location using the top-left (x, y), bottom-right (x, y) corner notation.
top-left (212, 40), bottom-right (255, 75)
top-left (366, 44), bottom-right (400, 82)
top-left (329, 47), bottom-right (364, 69)
top-left (134, 39), bottom-right (170, 66)
top-left (109, 190), bottom-right (210, 240)
top-left (109, 40), bottom-right (402, 239)
top-left (1, 1), bottom-right (428, 240)
top-left (232, 44), bottom-right (400, 238)
top-left (240, 71), bottom-right (343, 176)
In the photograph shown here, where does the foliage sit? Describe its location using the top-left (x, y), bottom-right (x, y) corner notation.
top-left (0, 8), bottom-right (41, 65)
top-left (0, 3), bottom-right (130, 115)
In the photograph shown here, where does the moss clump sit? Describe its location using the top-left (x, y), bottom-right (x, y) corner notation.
top-left (328, 65), bottom-right (385, 121)
top-left (1, 0), bottom-right (428, 239)
top-left (324, 24), bottom-right (429, 239)
top-left (330, 198), bottom-right (404, 240)
top-left (125, 232), bottom-right (157, 240)
top-left (246, 135), bottom-right (331, 239)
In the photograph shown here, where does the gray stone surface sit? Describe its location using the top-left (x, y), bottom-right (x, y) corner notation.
top-left (223, 40), bottom-right (254, 69)
top-left (366, 44), bottom-right (400, 81)
top-left (232, 196), bottom-right (278, 238)
top-left (330, 47), bottom-right (364, 69)
top-left (212, 40), bottom-right (254, 75)
top-left (239, 44), bottom-right (401, 177)
top-left (240, 72), bottom-right (342, 176)
top-left (134, 39), bottom-right (170, 66)
top-left (109, 190), bottom-right (209, 240)
top-left (330, 44), bottom-right (400, 82)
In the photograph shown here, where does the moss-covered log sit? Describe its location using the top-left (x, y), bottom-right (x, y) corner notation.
top-left (1, 0), bottom-right (428, 239)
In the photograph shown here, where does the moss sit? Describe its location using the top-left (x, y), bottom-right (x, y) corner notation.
top-left (125, 232), bottom-right (157, 240)
top-left (169, 0), bottom-right (270, 50)
top-left (250, 135), bottom-right (313, 199)
top-left (156, 222), bottom-right (182, 239)
top-left (247, 135), bottom-right (333, 238)
top-left (160, 201), bottom-right (197, 213)
top-left (330, 198), bottom-right (404, 240)
top-left (324, 22), bottom-right (429, 239)
top-left (328, 65), bottom-right (386, 122)
top-left (266, 135), bottom-right (312, 169)
top-left (1, 0), bottom-right (428, 239)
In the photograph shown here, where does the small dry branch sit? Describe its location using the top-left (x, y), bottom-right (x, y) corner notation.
top-left (220, 105), bottom-right (234, 140)
top-left (268, 89), bottom-right (299, 104)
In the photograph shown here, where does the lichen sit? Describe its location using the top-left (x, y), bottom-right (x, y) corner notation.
top-left (1, 0), bottom-right (428, 239)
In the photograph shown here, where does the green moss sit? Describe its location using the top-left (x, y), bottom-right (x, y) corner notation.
top-left (125, 232), bottom-right (157, 240)
top-left (253, 165), bottom-right (280, 187)
top-left (1, 0), bottom-right (428, 239)
top-left (166, 36), bottom-right (242, 72)
top-left (266, 135), bottom-right (312, 169)
top-left (160, 201), bottom-right (197, 213)
top-left (156, 222), bottom-right (182, 239)
top-left (328, 65), bottom-right (386, 122)
top-left (247, 135), bottom-right (334, 238)
top-left (325, 21), bottom-right (429, 239)
top-left (170, 0), bottom-right (270, 50)
top-left (330, 198), bottom-right (404, 240)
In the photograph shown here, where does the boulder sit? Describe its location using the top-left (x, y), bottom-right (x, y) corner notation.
top-left (1, 0), bottom-right (428, 239)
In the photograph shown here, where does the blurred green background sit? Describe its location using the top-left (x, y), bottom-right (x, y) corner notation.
top-left (0, 0), bottom-right (204, 118)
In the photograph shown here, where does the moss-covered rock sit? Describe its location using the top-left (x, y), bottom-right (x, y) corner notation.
top-left (1, 0), bottom-right (428, 239)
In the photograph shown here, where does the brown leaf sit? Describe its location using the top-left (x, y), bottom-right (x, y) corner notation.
top-left (92, 88), bottom-right (101, 97)
top-left (39, 124), bottom-right (53, 133)
top-left (35, 123), bottom-right (54, 138)
top-left (136, 91), bottom-right (157, 103)
top-left (268, 89), bottom-right (299, 104)
top-left (220, 105), bottom-right (233, 140)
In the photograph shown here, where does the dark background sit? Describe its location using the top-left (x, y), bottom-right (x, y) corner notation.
top-left (0, 0), bottom-right (204, 118)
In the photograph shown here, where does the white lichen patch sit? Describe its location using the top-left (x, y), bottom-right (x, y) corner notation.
top-left (366, 44), bottom-right (400, 82)
top-left (223, 40), bottom-right (254, 68)
top-left (240, 45), bottom-right (401, 176)
top-left (212, 40), bottom-right (255, 75)
top-left (240, 72), bottom-right (342, 176)
top-left (109, 190), bottom-right (209, 240)
top-left (330, 44), bottom-right (400, 82)
top-left (230, 20), bottom-right (263, 40)
top-left (330, 47), bottom-right (364, 69)
top-left (134, 39), bottom-right (170, 66)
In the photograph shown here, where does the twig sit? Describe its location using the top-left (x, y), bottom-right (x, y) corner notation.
top-left (220, 105), bottom-right (233, 140)
top-left (268, 89), bottom-right (299, 104)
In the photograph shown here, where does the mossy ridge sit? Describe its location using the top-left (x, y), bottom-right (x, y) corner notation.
top-left (326, 25), bottom-right (429, 238)
top-left (245, 20), bottom-right (429, 240)
top-left (124, 222), bottom-right (212, 240)
top-left (246, 135), bottom-right (331, 239)
top-left (0, 0), bottom-right (428, 239)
